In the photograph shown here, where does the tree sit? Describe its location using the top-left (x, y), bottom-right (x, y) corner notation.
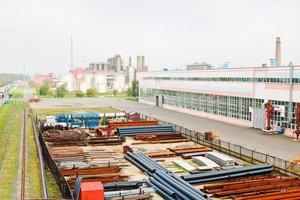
top-left (113, 90), bottom-right (117, 96)
top-left (131, 80), bottom-right (139, 97)
top-left (56, 83), bottom-right (68, 98)
top-left (75, 90), bottom-right (84, 97)
top-left (39, 81), bottom-right (50, 96)
top-left (126, 87), bottom-right (132, 97)
top-left (86, 88), bottom-right (97, 97)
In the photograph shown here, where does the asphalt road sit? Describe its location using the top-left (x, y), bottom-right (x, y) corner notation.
top-left (30, 97), bottom-right (300, 161)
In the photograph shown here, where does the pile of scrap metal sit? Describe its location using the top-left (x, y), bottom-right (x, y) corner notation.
top-left (43, 128), bottom-right (125, 145)
top-left (43, 129), bottom-right (87, 144)
top-left (117, 125), bottom-right (175, 136)
top-left (49, 146), bottom-right (128, 168)
top-left (132, 133), bottom-right (190, 145)
top-left (125, 151), bottom-right (211, 200)
top-left (202, 174), bottom-right (300, 199)
top-left (61, 166), bottom-right (129, 188)
top-left (168, 145), bottom-right (213, 158)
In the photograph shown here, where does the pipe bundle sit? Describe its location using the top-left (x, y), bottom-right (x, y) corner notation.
top-left (117, 125), bottom-right (174, 136)
top-left (125, 151), bottom-right (211, 200)
top-left (181, 163), bottom-right (273, 184)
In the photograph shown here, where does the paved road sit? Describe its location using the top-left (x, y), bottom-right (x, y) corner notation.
top-left (31, 97), bottom-right (300, 161)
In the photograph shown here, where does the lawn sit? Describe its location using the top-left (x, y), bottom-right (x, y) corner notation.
top-left (11, 85), bottom-right (24, 98)
top-left (0, 101), bottom-right (26, 199)
top-left (27, 116), bottom-right (42, 198)
top-left (33, 107), bottom-right (119, 118)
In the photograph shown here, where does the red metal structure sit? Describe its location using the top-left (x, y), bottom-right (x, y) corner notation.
top-left (80, 181), bottom-right (104, 200)
top-left (294, 103), bottom-right (300, 140)
top-left (265, 101), bottom-right (273, 130)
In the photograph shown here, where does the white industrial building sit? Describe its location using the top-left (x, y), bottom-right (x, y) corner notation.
top-left (58, 55), bottom-right (148, 93)
top-left (138, 65), bottom-right (300, 135)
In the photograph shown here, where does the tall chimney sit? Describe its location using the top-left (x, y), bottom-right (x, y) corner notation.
top-left (137, 56), bottom-right (141, 69)
top-left (276, 37), bottom-right (281, 67)
top-left (129, 57), bottom-right (132, 67)
top-left (141, 56), bottom-right (145, 68)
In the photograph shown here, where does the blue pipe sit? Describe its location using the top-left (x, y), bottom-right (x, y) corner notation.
top-left (187, 168), bottom-right (273, 184)
top-left (147, 179), bottom-right (177, 200)
top-left (155, 171), bottom-right (206, 200)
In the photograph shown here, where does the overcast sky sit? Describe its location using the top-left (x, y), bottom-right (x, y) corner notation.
top-left (0, 0), bottom-right (300, 74)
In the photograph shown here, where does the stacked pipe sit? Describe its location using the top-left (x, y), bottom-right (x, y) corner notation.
top-left (125, 152), bottom-right (211, 200)
top-left (181, 164), bottom-right (273, 184)
top-left (117, 125), bottom-right (174, 136)
top-left (108, 121), bottom-right (158, 128)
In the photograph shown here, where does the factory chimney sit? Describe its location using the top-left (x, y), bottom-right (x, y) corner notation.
top-left (141, 56), bottom-right (145, 68)
top-left (129, 57), bottom-right (132, 67)
top-left (137, 56), bottom-right (141, 69)
top-left (276, 37), bottom-right (281, 67)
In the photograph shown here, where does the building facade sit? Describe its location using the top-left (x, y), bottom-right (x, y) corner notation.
top-left (138, 66), bottom-right (300, 135)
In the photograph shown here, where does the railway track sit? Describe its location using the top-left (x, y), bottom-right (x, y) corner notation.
top-left (20, 108), bottom-right (27, 200)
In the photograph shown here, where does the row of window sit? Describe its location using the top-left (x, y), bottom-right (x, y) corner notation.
top-left (139, 88), bottom-right (297, 129)
top-left (143, 77), bottom-right (300, 84)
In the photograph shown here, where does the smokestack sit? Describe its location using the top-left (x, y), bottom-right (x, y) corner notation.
top-left (276, 37), bottom-right (281, 67)
top-left (129, 57), bottom-right (132, 66)
top-left (141, 56), bottom-right (145, 68)
top-left (116, 55), bottom-right (121, 72)
top-left (137, 56), bottom-right (141, 69)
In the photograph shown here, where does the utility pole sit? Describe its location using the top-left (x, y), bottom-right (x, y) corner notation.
top-left (70, 35), bottom-right (74, 70)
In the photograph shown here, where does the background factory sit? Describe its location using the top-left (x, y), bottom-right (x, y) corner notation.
top-left (35, 55), bottom-right (148, 93)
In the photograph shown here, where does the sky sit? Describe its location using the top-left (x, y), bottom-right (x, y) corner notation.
top-left (0, 0), bottom-right (300, 74)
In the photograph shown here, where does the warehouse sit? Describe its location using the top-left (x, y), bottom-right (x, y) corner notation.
top-left (138, 65), bottom-right (300, 136)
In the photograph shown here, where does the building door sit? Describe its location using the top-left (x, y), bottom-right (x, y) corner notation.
top-left (253, 107), bottom-right (265, 129)
top-left (155, 95), bottom-right (164, 107)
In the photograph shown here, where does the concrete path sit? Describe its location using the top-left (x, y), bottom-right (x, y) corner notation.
top-left (31, 97), bottom-right (300, 161)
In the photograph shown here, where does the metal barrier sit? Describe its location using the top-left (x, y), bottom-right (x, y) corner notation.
top-left (140, 113), bottom-right (300, 177)
top-left (33, 114), bottom-right (73, 199)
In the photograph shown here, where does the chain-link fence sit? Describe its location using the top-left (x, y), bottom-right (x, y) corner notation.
top-left (141, 113), bottom-right (300, 177)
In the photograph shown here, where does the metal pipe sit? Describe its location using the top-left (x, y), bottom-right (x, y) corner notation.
top-left (151, 175), bottom-right (189, 200)
top-left (182, 164), bottom-right (272, 181)
top-left (149, 177), bottom-right (177, 197)
top-left (124, 154), bottom-right (149, 174)
top-left (147, 179), bottom-right (177, 200)
top-left (187, 168), bottom-right (273, 184)
top-left (155, 171), bottom-right (206, 200)
top-left (170, 173), bottom-right (209, 199)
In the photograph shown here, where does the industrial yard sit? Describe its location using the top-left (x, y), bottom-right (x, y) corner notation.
top-left (28, 103), bottom-right (300, 200)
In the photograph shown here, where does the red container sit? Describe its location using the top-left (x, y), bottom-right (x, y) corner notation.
top-left (80, 181), bottom-right (104, 200)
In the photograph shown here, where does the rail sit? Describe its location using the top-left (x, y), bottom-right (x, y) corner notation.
top-left (32, 113), bottom-right (73, 199)
top-left (140, 113), bottom-right (300, 177)
top-left (30, 109), bottom-right (48, 198)
top-left (20, 109), bottom-right (27, 200)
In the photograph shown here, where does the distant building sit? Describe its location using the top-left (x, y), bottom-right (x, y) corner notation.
top-left (186, 62), bottom-right (212, 70)
top-left (34, 74), bottom-right (53, 87)
top-left (58, 55), bottom-right (148, 93)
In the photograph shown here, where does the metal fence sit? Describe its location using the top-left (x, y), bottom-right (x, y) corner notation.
top-left (140, 113), bottom-right (300, 177)
top-left (33, 114), bottom-right (73, 199)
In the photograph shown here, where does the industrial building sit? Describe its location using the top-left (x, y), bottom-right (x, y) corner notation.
top-left (138, 38), bottom-right (300, 136)
top-left (63, 55), bottom-right (147, 93)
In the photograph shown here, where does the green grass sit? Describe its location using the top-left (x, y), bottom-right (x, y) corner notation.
top-left (33, 107), bottom-right (119, 118)
top-left (38, 91), bottom-right (128, 98)
top-left (11, 85), bottom-right (24, 98)
top-left (0, 102), bottom-right (26, 199)
top-left (27, 116), bottom-right (42, 198)
top-left (45, 168), bottom-right (62, 198)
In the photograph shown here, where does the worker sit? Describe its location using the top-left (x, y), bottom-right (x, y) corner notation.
top-left (294, 130), bottom-right (300, 140)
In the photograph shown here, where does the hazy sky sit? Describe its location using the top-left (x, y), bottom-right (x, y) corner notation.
top-left (1, 0), bottom-right (300, 74)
